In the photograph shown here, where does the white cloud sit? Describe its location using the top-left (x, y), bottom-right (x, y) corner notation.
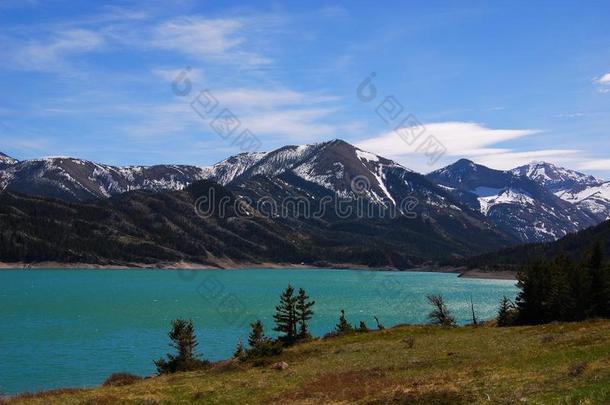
top-left (595, 73), bottom-right (610, 84)
top-left (354, 121), bottom-right (593, 172)
top-left (152, 17), bottom-right (271, 66)
top-left (13, 29), bottom-right (104, 71)
top-left (240, 107), bottom-right (339, 139)
top-left (152, 67), bottom-right (204, 83)
top-left (214, 88), bottom-right (337, 109)
top-left (578, 159), bottom-right (610, 171)
top-left (470, 149), bottom-right (582, 170)
top-left (114, 85), bottom-right (343, 142)
top-left (594, 72), bottom-right (610, 93)
top-left (357, 122), bottom-right (541, 158)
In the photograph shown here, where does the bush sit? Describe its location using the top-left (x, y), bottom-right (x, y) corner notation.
top-left (426, 295), bottom-right (456, 326)
top-left (102, 373), bottom-right (143, 387)
top-left (246, 339), bottom-right (284, 359)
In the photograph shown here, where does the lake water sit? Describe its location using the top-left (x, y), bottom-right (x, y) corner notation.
top-left (0, 268), bottom-right (518, 395)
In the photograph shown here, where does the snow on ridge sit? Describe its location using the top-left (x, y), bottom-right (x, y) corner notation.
top-left (356, 149), bottom-right (380, 163)
top-left (477, 188), bottom-right (535, 215)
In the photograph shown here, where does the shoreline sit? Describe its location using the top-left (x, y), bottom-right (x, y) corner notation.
top-left (0, 261), bottom-right (517, 280)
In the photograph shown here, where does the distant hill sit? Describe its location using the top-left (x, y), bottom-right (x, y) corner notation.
top-left (464, 220), bottom-right (610, 270)
top-left (0, 180), bottom-right (513, 268)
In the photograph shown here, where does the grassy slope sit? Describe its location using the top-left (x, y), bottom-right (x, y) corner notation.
top-left (7, 320), bottom-right (610, 405)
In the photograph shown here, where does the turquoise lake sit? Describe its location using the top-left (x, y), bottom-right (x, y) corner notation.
top-left (0, 268), bottom-right (518, 395)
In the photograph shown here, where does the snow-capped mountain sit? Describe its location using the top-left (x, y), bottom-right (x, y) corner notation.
top-left (205, 139), bottom-right (475, 215)
top-left (208, 140), bottom-right (516, 254)
top-left (0, 154), bottom-right (207, 202)
top-left (511, 162), bottom-right (601, 193)
top-left (513, 162), bottom-right (610, 222)
top-left (427, 159), bottom-right (597, 242)
top-left (1, 143), bottom-right (607, 245)
top-left (206, 140), bottom-right (411, 203)
top-left (0, 152), bottom-right (17, 166)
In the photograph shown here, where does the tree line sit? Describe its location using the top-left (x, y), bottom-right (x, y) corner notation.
top-left (497, 242), bottom-right (610, 326)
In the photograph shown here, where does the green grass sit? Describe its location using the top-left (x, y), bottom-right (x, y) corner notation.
top-left (5, 320), bottom-right (610, 404)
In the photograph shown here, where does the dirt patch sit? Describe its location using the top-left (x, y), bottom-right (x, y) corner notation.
top-left (374, 388), bottom-right (476, 404)
top-left (275, 368), bottom-right (394, 403)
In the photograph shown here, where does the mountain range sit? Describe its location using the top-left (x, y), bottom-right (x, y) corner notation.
top-left (1, 139), bottom-right (608, 267)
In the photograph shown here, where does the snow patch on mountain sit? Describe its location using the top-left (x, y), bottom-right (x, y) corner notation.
top-left (512, 161), bottom-right (602, 193)
top-left (356, 149), bottom-right (380, 163)
top-left (477, 188), bottom-right (536, 215)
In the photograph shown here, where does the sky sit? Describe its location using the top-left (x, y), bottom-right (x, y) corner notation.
top-left (0, 0), bottom-right (609, 177)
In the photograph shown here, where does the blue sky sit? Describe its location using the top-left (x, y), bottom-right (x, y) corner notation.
top-left (0, 0), bottom-right (609, 177)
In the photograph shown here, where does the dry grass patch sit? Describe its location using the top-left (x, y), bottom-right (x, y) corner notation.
top-left (277, 368), bottom-right (397, 403)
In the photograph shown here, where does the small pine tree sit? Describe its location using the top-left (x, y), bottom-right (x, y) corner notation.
top-left (336, 309), bottom-right (353, 333)
top-left (426, 295), bottom-right (456, 326)
top-left (296, 288), bottom-right (315, 339)
top-left (233, 340), bottom-right (245, 359)
top-left (248, 320), bottom-right (267, 348)
top-left (358, 321), bottom-right (369, 332)
top-left (245, 320), bottom-right (282, 359)
top-left (497, 296), bottom-right (514, 327)
top-left (154, 319), bottom-right (207, 374)
top-left (273, 285), bottom-right (298, 344)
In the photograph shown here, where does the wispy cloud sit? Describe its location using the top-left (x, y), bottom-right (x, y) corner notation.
top-left (214, 88), bottom-right (337, 109)
top-left (151, 16), bottom-right (272, 66)
top-left (3, 10), bottom-right (278, 75)
top-left (578, 159), bottom-right (610, 171)
top-left (357, 122), bottom-right (541, 158)
top-left (152, 67), bottom-right (204, 83)
top-left (594, 72), bottom-right (610, 93)
top-left (11, 29), bottom-right (105, 72)
top-left (117, 86), bottom-right (343, 142)
top-left (355, 122), bottom-right (577, 171)
top-left (595, 73), bottom-right (610, 84)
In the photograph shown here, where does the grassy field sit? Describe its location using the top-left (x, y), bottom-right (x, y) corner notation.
top-left (5, 320), bottom-right (610, 404)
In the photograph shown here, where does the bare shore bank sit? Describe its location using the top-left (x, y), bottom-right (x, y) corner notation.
top-left (0, 261), bottom-right (517, 280)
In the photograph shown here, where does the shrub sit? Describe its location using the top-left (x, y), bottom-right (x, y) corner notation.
top-left (103, 373), bottom-right (143, 387)
top-left (247, 339), bottom-right (284, 359)
top-left (358, 321), bottom-right (369, 332)
top-left (426, 295), bottom-right (456, 326)
top-left (336, 310), bottom-right (354, 334)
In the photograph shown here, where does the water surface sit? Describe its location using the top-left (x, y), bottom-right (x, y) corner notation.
top-left (0, 268), bottom-right (518, 394)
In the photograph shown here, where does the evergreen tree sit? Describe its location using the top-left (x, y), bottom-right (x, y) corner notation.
top-left (514, 244), bottom-right (610, 325)
top-left (336, 309), bottom-right (353, 333)
top-left (273, 285), bottom-right (298, 344)
top-left (245, 320), bottom-right (282, 358)
top-left (601, 263), bottom-right (610, 317)
top-left (233, 340), bottom-right (245, 359)
top-left (358, 321), bottom-right (369, 332)
top-left (295, 288), bottom-right (315, 339)
top-left (546, 254), bottom-right (576, 321)
top-left (497, 296), bottom-right (514, 327)
top-left (154, 319), bottom-right (207, 374)
top-left (583, 242), bottom-right (607, 317)
top-left (248, 320), bottom-right (268, 348)
top-left (516, 261), bottom-right (550, 325)
top-left (426, 295), bottom-right (456, 326)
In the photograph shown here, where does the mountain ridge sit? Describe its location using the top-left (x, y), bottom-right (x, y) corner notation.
top-left (1, 141), bottom-right (607, 245)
